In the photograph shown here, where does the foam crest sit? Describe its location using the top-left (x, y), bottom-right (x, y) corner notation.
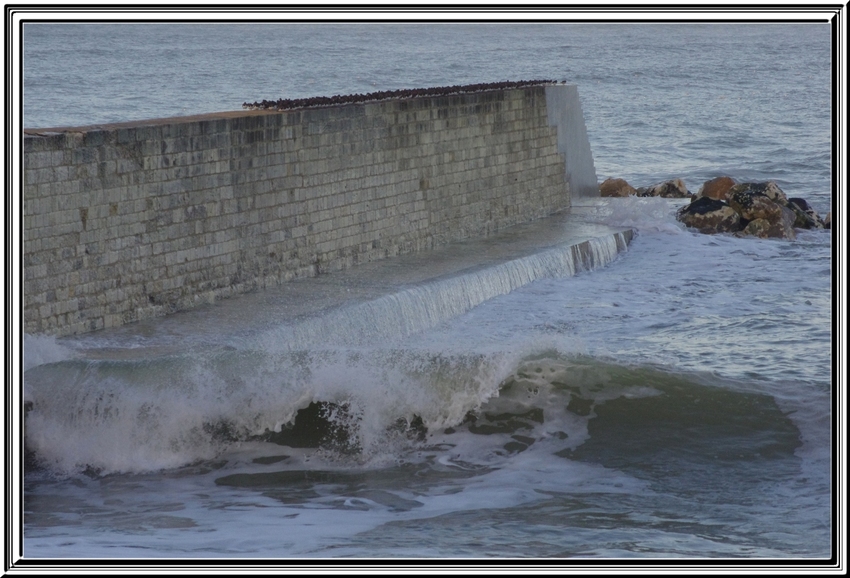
top-left (23, 347), bottom-right (520, 474)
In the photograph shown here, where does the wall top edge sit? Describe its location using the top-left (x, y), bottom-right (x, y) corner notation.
top-left (24, 82), bottom-right (576, 136)
top-left (23, 109), bottom-right (278, 136)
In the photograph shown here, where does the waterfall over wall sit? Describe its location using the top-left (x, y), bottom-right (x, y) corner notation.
top-left (258, 231), bottom-right (631, 350)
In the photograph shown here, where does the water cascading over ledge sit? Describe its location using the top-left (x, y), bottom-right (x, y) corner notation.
top-left (260, 231), bottom-right (631, 351)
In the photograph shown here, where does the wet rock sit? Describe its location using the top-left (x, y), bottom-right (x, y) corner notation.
top-left (726, 182), bottom-right (800, 239)
top-left (739, 206), bottom-right (797, 240)
top-left (599, 177), bottom-right (637, 197)
top-left (639, 178), bottom-right (692, 198)
top-left (824, 211), bottom-right (831, 229)
top-left (788, 197), bottom-right (814, 213)
top-left (760, 181), bottom-right (790, 205)
top-left (676, 196), bottom-right (742, 234)
top-left (785, 203), bottom-right (821, 229)
top-left (727, 184), bottom-right (785, 222)
top-left (696, 176), bottom-right (736, 201)
top-left (788, 197), bottom-right (825, 229)
top-left (730, 181), bottom-right (789, 207)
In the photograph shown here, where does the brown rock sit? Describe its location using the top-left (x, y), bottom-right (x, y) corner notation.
top-left (727, 184), bottom-right (785, 222)
top-left (741, 218), bottom-right (772, 237)
top-left (745, 181), bottom-right (789, 205)
top-left (640, 178), bottom-right (691, 198)
top-left (760, 181), bottom-right (790, 205)
top-left (727, 182), bottom-right (790, 211)
top-left (729, 195), bottom-right (782, 223)
top-left (696, 176), bottom-right (736, 201)
top-left (599, 178), bottom-right (637, 197)
top-left (677, 197), bottom-right (742, 234)
top-left (739, 206), bottom-right (797, 240)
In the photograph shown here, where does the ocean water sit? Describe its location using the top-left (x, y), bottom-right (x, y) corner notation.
top-left (20, 22), bottom-right (835, 562)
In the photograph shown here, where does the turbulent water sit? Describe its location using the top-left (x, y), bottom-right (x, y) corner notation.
top-left (21, 22), bottom-right (834, 561)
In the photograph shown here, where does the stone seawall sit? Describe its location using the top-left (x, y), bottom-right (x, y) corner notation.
top-left (23, 84), bottom-right (597, 336)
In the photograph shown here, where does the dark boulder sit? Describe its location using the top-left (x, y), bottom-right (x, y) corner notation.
top-left (727, 183), bottom-right (785, 222)
top-left (726, 182), bottom-right (802, 239)
top-left (729, 181), bottom-right (789, 206)
top-left (677, 197), bottom-right (742, 234)
top-left (788, 197), bottom-right (825, 229)
top-left (639, 178), bottom-right (692, 198)
top-left (788, 197), bottom-right (814, 212)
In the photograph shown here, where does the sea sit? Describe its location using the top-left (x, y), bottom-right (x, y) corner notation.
top-left (19, 22), bottom-right (837, 564)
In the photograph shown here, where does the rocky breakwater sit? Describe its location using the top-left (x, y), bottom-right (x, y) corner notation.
top-left (677, 178), bottom-right (828, 240)
top-left (599, 177), bottom-right (692, 199)
top-left (600, 175), bottom-right (829, 240)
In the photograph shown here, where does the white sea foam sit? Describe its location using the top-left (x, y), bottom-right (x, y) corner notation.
top-left (23, 346), bottom-right (522, 474)
top-left (23, 334), bottom-right (76, 373)
top-left (575, 196), bottom-right (688, 235)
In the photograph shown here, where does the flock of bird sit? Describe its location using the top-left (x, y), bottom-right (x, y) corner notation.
top-left (242, 79), bottom-right (559, 111)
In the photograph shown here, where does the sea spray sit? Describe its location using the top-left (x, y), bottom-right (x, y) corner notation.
top-left (23, 334), bottom-right (76, 372)
top-left (576, 196), bottom-right (689, 234)
top-left (23, 346), bottom-right (524, 474)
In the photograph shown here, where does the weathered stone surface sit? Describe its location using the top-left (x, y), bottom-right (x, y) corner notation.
top-left (726, 182), bottom-right (801, 239)
top-left (741, 218), bottom-right (771, 237)
top-left (729, 181), bottom-right (789, 206)
top-left (786, 202), bottom-right (821, 229)
top-left (696, 176), bottom-right (736, 201)
top-left (824, 211), bottom-right (832, 229)
top-left (667, 176), bottom-right (817, 240)
top-left (677, 197), bottom-right (742, 234)
top-left (599, 177), bottom-right (637, 197)
top-left (640, 178), bottom-right (691, 198)
top-left (739, 206), bottom-right (797, 240)
top-left (760, 181), bottom-right (790, 205)
top-left (788, 197), bottom-right (824, 229)
top-left (727, 185), bottom-right (784, 222)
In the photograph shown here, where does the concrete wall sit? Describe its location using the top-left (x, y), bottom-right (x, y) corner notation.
top-left (23, 84), bottom-right (597, 336)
